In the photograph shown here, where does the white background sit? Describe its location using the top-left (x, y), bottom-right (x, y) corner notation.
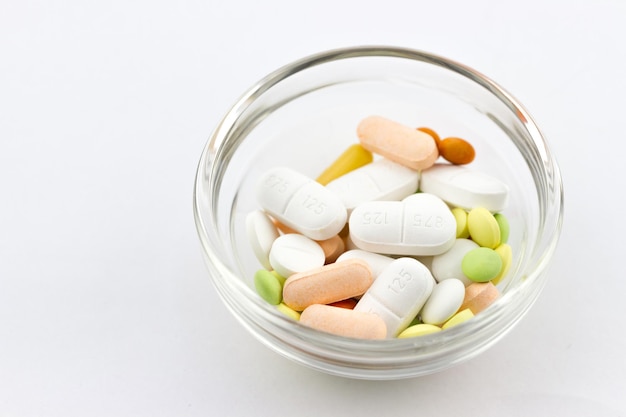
top-left (1, 1), bottom-right (624, 416)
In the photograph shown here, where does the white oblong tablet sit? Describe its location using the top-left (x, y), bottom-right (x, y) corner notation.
top-left (402, 193), bottom-right (457, 255)
top-left (335, 249), bottom-right (395, 279)
top-left (246, 210), bottom-right (280, 270)
top-left (256, 167), bottom-right (347, 241)
top-left (268, 234), bottom-right (325, 278)
top-left (348, 201), bottom-right (403, 253)
top-left (430, 238), bottom-right (479, 286)
top-left (354, 257), bottom-right (435, 337)
top-left (349, 194), bottom-right (456, 256)
top-left (419, 163), bottom-right (510, 212)
top-left (325, 158), bottom-right (419, 213)
top-left (420, 278), bottom-right (466, 325)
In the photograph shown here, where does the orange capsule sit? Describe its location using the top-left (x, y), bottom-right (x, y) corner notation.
top-left (438, 137), bottom-right (476, 165)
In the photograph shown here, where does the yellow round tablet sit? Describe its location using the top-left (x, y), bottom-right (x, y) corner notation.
top-left (491, 243), bottom-right (512, 285)
top-left (276, 303), bottom-right (301, 321)
top-left (467, 207), bottom-right (501, 249)
top-left (451, 207), bottom-right (470, 238)
top-left (398, 323), bottom-right (442, 338)
top-left (442, 308), bottom-right (474, 329)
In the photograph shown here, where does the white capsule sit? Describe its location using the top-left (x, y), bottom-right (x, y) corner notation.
top-left (419, 163), bottom-right (509, 212)
top-left (256, 167), bottom-right (348, 241)
top-left (349, 193), bottom-right (456, 256)
top-left (354, 257), bottom-right (435, 337)
top-left (335, 249), bottom-right (395, 279)
top-left (420, 278), bottom-right (466, 325)
top-left (246, 210), bottom-right (280, 270)
top-left (325, 158), bottom-right (419, 213)
top-left (430, 238), bottom-right (479, 286)
top-left (268, 234), bottom-right (325, 278)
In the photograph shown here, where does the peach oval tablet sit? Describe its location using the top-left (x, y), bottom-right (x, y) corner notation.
top-left (459, 281), bottom-right (500, 314)
top-left (316, 234), bottom-right (345, 264)
top-left (282, 258), bottom-right (373, 311)
top-left (357, 116), bottom-right (439, 171)
top-left (300, 304), bottom-right (387, 339)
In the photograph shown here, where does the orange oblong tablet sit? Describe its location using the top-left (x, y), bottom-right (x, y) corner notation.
top-left (357, 116), bottom-right (439, 171)
top-left (300, 304), bottom-right (387, 339)
top-left (282, 259), bottom-right (373, 311)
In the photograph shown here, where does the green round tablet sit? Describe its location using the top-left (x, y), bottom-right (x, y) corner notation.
top-left (461, 247), bottom-right (503, 283)
top-left (254, 269), bottom-right (284, 305)
top-left (494, 213), bottom-right (510, 244)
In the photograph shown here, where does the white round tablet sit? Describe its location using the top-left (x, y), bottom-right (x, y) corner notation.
top-left (268, 234), bottom-right (325, 278)
top-left (246, 210), bottom-right (280, 270)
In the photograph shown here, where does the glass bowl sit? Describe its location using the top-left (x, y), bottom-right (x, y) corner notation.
top-left (193, 46), bottom-right (563, 380)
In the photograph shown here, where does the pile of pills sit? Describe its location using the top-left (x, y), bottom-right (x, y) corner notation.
top-left (246, 115), bottom-right (512, 340)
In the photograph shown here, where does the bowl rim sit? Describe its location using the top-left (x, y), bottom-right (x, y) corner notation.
top-left (192, 45), bottom-right (564, 378)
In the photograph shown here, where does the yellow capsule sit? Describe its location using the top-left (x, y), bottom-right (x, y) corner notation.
top-left (316, 144), bottom-right (373, 185)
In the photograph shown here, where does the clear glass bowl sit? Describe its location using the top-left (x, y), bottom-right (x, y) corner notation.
top-left (193, 46), bottom-right (564, 380)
